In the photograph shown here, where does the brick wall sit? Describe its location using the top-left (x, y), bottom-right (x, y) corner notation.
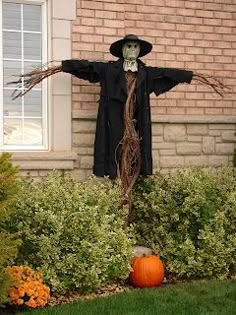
top-left (15, 0), bottom-right (236, 179)
top-left (72, 0), bottom-right (236, 116)
top-left (68, 0), bottom-right (236, 179)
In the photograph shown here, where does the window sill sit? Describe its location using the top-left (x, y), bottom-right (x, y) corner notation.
top-left (12, 151), bottom-right (77, 170)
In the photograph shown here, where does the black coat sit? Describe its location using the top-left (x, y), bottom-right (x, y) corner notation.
top-left (62, 59), bottom-right (193, 177)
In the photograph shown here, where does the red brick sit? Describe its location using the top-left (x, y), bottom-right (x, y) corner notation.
top-left (145, 0), bottom-right (165, 5)
top-left (176, 54), bottom-right (195, 62)
top-left (196, 10), bottom-right (214, 18)
top-left (78, 9), bottom-right (94, 17)
top-left (73, 25), bottom-right (94, 34)
top-left (125, 12), bottom-right (144, 20)
top-left (104, 19), bottom-right (124, 28)
top-left (203, 33), bottom-right (222, 41)
top-left (103, 3), bottom-right (124, 12)
top-left (151, 107), bottom-right (167, 115)
top-left (185, 1), bottom-right (203, 10)
top-left (81, 34), bottom-right (103, 43)
top-left (214, 56), bottom-right (233, 63)
top-left (186, 47), bottom-right (204, 55)
top-left (95, 43), bottom-right (110, 52)
top-left (224, 108), bottom-right (236, 115)
top-left (214, 11), bottom-right (232, 19)
top-left (203, 18), bottom-right (221, 26)
top-left (205, 48), bottom-right (222, 55)
top-left (176, 8), bottom-right (195, 16)
top-left (81, 17), bottom-right (103, 26)
top-left (176, 24), bottom-right (195, 32)
top-left (195, 55), bottom-right (214, 63)
top-left (166, 0), bottom-right (185, 7)
top-left (164, 15), bottom-right (184, 24)
top-left (205, 108), bottom-right (223, 115)
top-left (214, 26), bottom-right (233, 34)
top-left (95, 10), bottom-right (117, 19)
top-left (73, 93), bottom-right (96, 102)
top-left (165, 31), bottom-right (184, 39)
top-left (176, 39), bottom-right (194, 47)
top-left (184, 17), bottom-right (203, 25)
top-left (194, 40), bottom-right (213, 47)
top-left (186, 108), bottom-right (204, 115)
top-left (197, 25), bottom-right (214, 33)
top-left (186, 32), bottom-right (203, 40)
top-left (167, 107), bottom-right (186, 115)
top-left (136, 5), bottom-right (157, 13)
top-left (166, 46), bottom-right (185, 54)
top-left (81, 0), bottom-right (103, 10)
top-left (95, 27), bottom-right (117, 35)
top-left (72, 42), bottom-right (94, 51)
top-left (204, 2), bottom-right (222, 11)
top-left (124, 4), bottom-right (136, 12)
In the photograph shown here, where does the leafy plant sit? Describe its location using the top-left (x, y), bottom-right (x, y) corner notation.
top-left (5, 171), bottom-right (134, 294)
top-left (0, 153), bottom-right (22, 304)
top-left (131, 167), bottom-right (236, 280)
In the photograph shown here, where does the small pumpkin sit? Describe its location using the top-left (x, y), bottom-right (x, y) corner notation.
top-left (130, 255), bottom-right (164, 288)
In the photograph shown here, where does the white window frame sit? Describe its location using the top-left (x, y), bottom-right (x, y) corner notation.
top-left (0, 0), bottom-right (48, 151)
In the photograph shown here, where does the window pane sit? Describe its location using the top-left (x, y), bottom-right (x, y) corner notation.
top-left (4, 118), bottom-right (43, 145)
top-left (2, 3), bottom-right (21, 30)
top-left (3, 60), bottom-right (21, 87)
top-left (24, 90), bottom-right (42, 117)
top-left (23, 118), bottom-right (43, 145)
top-left (3, 89), bottom-right (22, 116)
top-left (24, 33), bottom-right (41, 60)
top-left (23, 4), bottom-right (41, 32)
top-left (4, 118), bottom-right (23, 145)
top-left (3, 31), bottom-right (21, 59)
top-left (24, 61), bottom-right (42, 88)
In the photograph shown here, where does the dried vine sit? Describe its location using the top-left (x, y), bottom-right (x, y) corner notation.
top-left (117, 72), bottom-right (141, 209)
top-left (192, 72), bottom-right (230, 96)
top-left (8, 64), bottom-right (63, 100)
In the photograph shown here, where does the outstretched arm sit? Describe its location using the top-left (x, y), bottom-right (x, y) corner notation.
top-left (8, 60), bottom-right (105, 99)
top-left (150, 67), bottom-right (229, 97)
top-left (150, 67), bottom-right (193, 96)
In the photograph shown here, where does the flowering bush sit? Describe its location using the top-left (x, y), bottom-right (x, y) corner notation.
top-left (4, 266), bottom-right (50, 308)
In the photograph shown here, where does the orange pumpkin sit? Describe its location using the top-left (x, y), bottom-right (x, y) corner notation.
top-left (130, 255), bottom-right (164, 288)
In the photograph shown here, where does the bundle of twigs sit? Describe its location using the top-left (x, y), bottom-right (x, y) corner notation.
top-left (117, 72), bottom-right (141, 207)
top-left (8, 64), bottom-right (62, 100)
top-left (193, 72), bottom-right (230, 96)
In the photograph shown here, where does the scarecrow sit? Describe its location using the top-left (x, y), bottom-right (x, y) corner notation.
top-left (9, 34), bottom-right (228, 203)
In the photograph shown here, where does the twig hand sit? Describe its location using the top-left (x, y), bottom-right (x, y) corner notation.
top-left (192, 72), bottom-right (231, 97)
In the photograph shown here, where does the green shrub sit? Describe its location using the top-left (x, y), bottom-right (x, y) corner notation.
top-left (131, 167), bottom-right (236, 280)
top-left (0, 153), bottom-right (22, 304)
top-left (6, 171), bottom-right (134, 294)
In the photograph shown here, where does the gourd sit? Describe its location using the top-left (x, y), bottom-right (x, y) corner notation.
top-left (130, 255), bottom-right (164, 288)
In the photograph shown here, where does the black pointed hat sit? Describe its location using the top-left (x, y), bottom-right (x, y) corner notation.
top-left (109, 34), bottom-right (152, 58)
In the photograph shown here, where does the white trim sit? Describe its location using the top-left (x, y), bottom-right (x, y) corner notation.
top-left (0, 0), bottom-right (48, 150)
top-left (3, 29), bottom-right (42, 34)
top-left (41, 0), bottom-right (48, 150)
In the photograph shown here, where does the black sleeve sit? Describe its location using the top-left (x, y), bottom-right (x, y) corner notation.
top-left (62, 59), bottom-right (105, 83)
top-left (148, 67), bottom-right (193, 96)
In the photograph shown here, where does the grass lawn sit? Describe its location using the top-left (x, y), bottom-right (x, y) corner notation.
top-left (18, 280), bottom-right (236, 315)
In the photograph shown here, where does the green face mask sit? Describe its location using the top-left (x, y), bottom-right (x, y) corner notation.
top-left (122, 41), bottom-right (140, 61)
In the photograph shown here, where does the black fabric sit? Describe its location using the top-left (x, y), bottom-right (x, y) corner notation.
top-left (62, 58), bottom-right (193, 177)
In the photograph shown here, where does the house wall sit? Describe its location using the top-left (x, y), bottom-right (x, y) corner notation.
top-left (14, 0), bottom-right (236, 178)
top-left (70, 0), bottom-right (236, 179)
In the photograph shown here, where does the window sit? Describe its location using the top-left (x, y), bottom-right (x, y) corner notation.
top-left (0, 0), bottom-right (48, 150)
